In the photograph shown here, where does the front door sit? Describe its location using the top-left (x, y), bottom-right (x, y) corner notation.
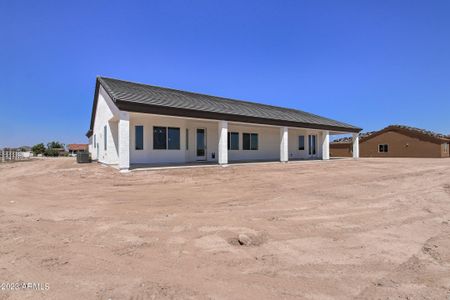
top-left (308, 134), bottom-right (317, 158)
top-left (196, 128), bottom-right (207, 160)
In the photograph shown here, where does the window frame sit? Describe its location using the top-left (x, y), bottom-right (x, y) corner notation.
top-left (298, 135), bottom-right (305, 150)
top-left (168, 127), bottom-right (181, 150)
top-left (243, 133), bottom-right (250, 150)
top-left (227, 132), bottom-right (239, 150)
top-left (250, 133), bottom-right (258, 150)
top-left (243, 133), bottom-right (258, 151)
top-left (378, 144), bottom-right (389, 153)
top-left (186, 129), bottom-right (189, 150)
top-left (308, 134), bottom-right (316, 155)
top-left (135, 125), bottom-right (144, 150)
top-left (153, 126), bottom-right (181, 150)
top-left (153, 126), bottom-right (167, 150)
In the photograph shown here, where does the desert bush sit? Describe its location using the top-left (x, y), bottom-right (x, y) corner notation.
top-left (44, 149), bottom-right (60, 157)
top-left (31, 143), bottom-right (46, 155)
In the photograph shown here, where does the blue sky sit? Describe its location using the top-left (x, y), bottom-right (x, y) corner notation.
top-left (1, 0), bottom-right (449, 147)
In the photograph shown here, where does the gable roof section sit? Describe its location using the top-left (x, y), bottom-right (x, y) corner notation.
top-left (331, 125), bottom-right (450, 145)
top-left (68, 144), bottom-right (88, 151)
top-left (332, 131), bottom-right (377, 143)
top-left (87, 77), bottom-right (361, 137)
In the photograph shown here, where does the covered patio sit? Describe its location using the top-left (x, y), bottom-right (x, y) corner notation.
top-left (112, 112), bottom-right (361, 171)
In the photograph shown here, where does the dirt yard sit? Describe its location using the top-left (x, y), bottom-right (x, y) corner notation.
top-left (0, 158), bottom-right (450, 300)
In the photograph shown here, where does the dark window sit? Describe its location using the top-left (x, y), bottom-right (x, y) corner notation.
top-left (308, 135), bottom-right (316, 155)
top-left (168, 127), bottom-right (180, 150)
top-left (243, 133), bottom-right (251, 150)
top-left (104, 126), bottom-right (107, 151)
top-left (243, 133), bottom-right (258, 150)
top-left (94, 135), bottom-right (96, 148)
top-left (379, 144), bottom-right (389, 152)
top-left (196, 128), bottom-right (206, 156)
top-left (250, 133), bottom-right (258, 150)
top-left (135, 126), bottom-right (144, 150)
top-left (186, 129), bottom-right (189, 150)
top-left (298, 135), bottom-right (305, 150)
top-left (228, 132), bottom-right (239, 150)
top-left (153, 127), bottom-right (166, 149)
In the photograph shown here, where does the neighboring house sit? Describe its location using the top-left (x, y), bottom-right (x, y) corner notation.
top-left (330, 125), bottom-right (450, 158)
top-left (68, 144), bottom-right (88, 156)
top-left (86, 77), bottom-right (361, 171)
top-left (51, 148), bottom-right (67, 156)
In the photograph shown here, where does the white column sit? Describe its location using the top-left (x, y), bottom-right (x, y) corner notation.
top-left (218, 120), bottom-right (228, 165)
top-left (321, 130), bottom-right (330, 160)
top-left (118, 111), bottom-right (130, 171)
top-left (352, 133), bottom-right (359, 159)
top-left (280, 127), bottom-right (288, 162)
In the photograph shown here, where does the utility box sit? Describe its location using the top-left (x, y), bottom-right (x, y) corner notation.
top-left (76, 152), bottom-right (91, 163)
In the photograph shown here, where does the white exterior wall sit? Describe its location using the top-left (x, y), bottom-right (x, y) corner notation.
top-left (89, 86), bottom-right (120, 164)
top-left (127, 112), bottom-right (328, 164)
top-left (227, 124), bottom-right (279, 161)
top-left (88, 136), bottom-right (93, 155)
top-left (287, 128), bottom-right (321, 160)
top-left (129, 113), bottom-right (219, 164)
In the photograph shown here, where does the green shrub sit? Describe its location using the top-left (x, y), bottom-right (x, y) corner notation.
top-left (31, 143), bottom-right (46, 155)
top-left (47, 141), bottom-right (65, 149)
top-left (44, 149), bottom-right (60, 157)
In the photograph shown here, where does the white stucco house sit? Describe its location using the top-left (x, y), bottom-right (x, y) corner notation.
top-left (87, 77), bottom-right (361, 171)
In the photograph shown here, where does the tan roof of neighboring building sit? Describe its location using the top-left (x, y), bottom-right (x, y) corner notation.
top-left (332, 131), bottom-right (377, 143)
top-left (68, 144), bottom-right (88, 151)
top-left (332, 125), bottom-right (450, 145)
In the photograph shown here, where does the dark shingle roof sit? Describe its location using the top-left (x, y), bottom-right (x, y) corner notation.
top-left (87, 77), bottom-right (361, 136)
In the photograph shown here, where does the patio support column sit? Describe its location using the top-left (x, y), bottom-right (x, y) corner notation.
top-left (321, 130), bottom-right (330, 160)
top-left (218, 120), bottom-right (228, 165)
top-left (118, 111), bottom-right (130, 171)
top-left (280, 127), bottom-right (288, 162)
top-left (352, 133), bottom-right (359, 159)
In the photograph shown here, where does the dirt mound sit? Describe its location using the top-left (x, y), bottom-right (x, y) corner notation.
top-left (228, 232), bottom-right (267, 247)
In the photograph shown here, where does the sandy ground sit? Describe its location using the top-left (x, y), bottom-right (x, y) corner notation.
top-left (0, 158), bottom-right (450, 300)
